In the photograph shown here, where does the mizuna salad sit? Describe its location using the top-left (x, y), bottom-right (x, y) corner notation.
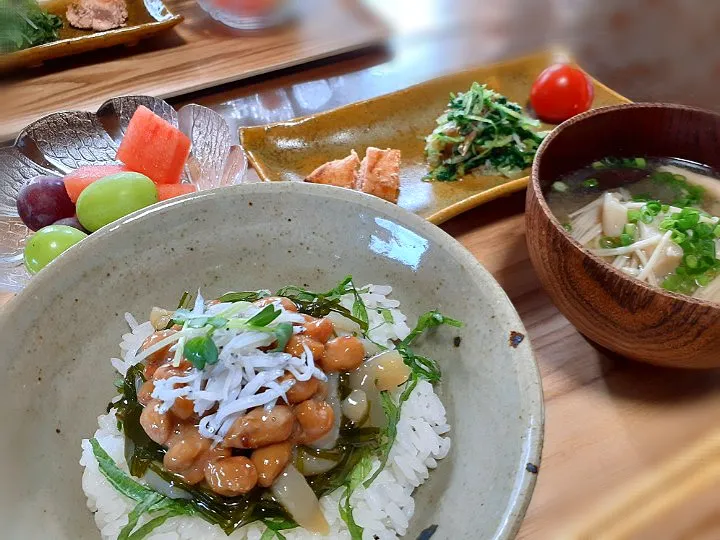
top-left (81, 277), bottom-right (461, 539)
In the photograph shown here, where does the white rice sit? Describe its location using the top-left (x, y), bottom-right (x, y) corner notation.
top-left (80, 285), bottom-right (451, 540)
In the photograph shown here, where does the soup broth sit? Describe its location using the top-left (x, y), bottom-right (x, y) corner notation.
top-left (546, 157), bottom-right (720, 303)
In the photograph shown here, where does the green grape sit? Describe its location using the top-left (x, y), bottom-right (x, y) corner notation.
top-left (76, 172), bottom-right (158, 232)
top-left (24, 225), bottom-right (87, 274)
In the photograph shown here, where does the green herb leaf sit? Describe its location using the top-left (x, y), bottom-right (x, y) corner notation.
top-left (126, 509), bottom-right (186, 540)
top-left (338, 453), bottom-right (373, 540)
top-left (276, 276), bottom-right (369, 333)
top-left (90, 438), bottom-right (156, 502)
top-left (363, 392), bottom-right (400, 488)
top-left (176, 314), bottom-right (229, 329)
top-left (396, 346), bottom-right (442, 382)
top-left (582, 178), bottom-right (599, 188)
top-left (261, 517), bottom-right (295, 539)
top-left (118, 493), bottom-right (163, 540)
top-left (247, 305), bottom-right (281, 327)
top-left (90, 439), bottom-right (193, 540)
top-left (403, 310), bottom-right (463, 345)
top-left (350, 283), bottom-right (369, 328)
top-left (183, 336), bottom-right (219, 370)
top-left (176, 291), bottom-right (193, 310)
top-left (379, 308), bottom-right (394, 324)
top-left (272, 323), bottom-right (293, 352)
top-left (217, 291), bottom-right (268, 303)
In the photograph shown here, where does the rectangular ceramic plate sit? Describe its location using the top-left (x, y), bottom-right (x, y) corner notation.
top-left (0, 0), bottom-right (183, 72)
top-left (240, 51), bottom-right (631, 224)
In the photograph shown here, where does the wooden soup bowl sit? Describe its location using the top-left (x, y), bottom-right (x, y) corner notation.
top-left (526, 103), bottom-right (720, 368)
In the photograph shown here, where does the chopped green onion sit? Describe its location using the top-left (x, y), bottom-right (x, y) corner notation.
top-left (645, 201), bottom-right (662, 216)
top-left (599, 236), bottom-right (621, 249)
top-left (627, 209), bottom-right (642, 223)
top-left (620, 233), bottom-right (634, 246)
top-left (582, 178), bottom-right (599, 188)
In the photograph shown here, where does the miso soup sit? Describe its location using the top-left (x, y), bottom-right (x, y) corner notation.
top-left (546, 157), bottom-right (720, 302)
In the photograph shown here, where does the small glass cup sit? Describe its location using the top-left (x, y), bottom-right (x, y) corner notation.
top-left (197, 0), bottom-right (296, 30)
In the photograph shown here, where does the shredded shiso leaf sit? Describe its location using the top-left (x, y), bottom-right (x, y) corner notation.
top-left (98, 276), bottom-right (461, 539)
top-left (424, 82), bottom-right (545, 181)
top-left (90, 439), bottom-right (195, 540)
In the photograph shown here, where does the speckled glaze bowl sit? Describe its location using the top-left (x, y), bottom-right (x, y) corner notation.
top-left (0, 182), bottom-right (543, 539)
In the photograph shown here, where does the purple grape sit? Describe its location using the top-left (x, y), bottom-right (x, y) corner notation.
top-left (16, 175), bottom-right (75, 231)
top-left (53, 216), bottom-right (90, 234)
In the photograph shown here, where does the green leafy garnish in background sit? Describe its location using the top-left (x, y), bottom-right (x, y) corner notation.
top-left (0, 0), bottom-right (63, 54)
top-left (424, 82), bottom-right (545, 181)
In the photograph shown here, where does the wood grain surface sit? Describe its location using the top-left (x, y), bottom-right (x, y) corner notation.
top-left (527, 104), bottom-right (720, 368)
top-left (0, 0), bottom-right (387, 141)
top-left (6, 0), bottom-right (720, 538)
top-left (559, 427), bottom-right (720, 539)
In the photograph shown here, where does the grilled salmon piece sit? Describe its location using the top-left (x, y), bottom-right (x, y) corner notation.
top-left (356, 147), bottom-right (401, 204)
top-left (305, 150), bottom-right (360, 189)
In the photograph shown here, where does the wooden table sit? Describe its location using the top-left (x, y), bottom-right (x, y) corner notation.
top-left (6, 1), bottom-right (720, 538)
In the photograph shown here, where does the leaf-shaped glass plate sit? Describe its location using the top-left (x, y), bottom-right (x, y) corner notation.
top-left (0, 96), bottom-right (248, 293)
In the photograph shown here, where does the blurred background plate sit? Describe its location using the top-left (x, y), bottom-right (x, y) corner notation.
top-left (0, 0), bottom-right (183, 72)
top-left (1, 0), bottom-right (389, 142)
top-left (0, 95), bottom-right (248, 293)
top-left (240, 51), bottom-right (631, 224)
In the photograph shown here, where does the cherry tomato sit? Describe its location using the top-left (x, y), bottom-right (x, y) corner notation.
top-left (530, 64), bottom-right (594, 123)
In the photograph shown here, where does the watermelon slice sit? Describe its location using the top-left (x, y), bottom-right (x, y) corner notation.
top-left (157, 183), bottom-right (197, 201)
top-left (63, 164), bottom-right (130, 203)
top-left (116, 106), bottom-right (191, 184)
